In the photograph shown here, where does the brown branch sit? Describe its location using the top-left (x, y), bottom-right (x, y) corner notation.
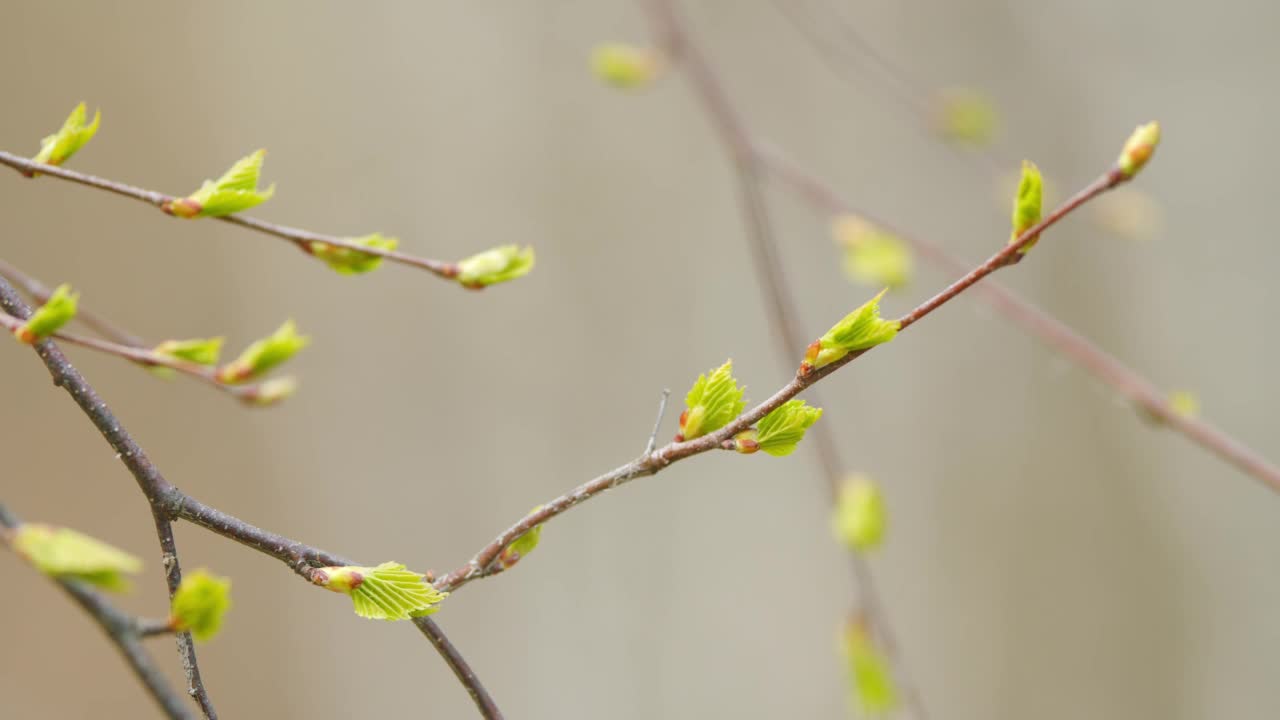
top-left (0, 276), bottom-right (504, 719)
top-left (435, 153), bottom-right (1126, 594)
top-left (0, 503), bottom-right (194, 720)
top-left (755, 142), bottom-right (1280, 494)
top-left (0, 151), bottom-right (462, 281)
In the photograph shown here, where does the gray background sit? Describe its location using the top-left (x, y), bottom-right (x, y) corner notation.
top-left (2, 1), bottom-right (1277, 718)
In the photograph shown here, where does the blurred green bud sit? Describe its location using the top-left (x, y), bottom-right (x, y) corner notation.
top-left (833, 215), bottom-right (912, 290)
top-left (153, 337), bottom-right (224, 366)
top-left (1168, 389), bottom-right (1200, 420)
top-left (11, 523), bottom-right (142, 592)
top-left (841, 616), bottom-right (898, 714)
top-left (801, 290), bottom-right (899, 375)
top-left (678, 360), bottom-right (746, 442)
top-left (162, 149), bottom-right (275, 218)
top-left (216, 320), bottom-right (308, 384)
top-left (934, 88), bottom-right (998, 147)
top-left (13, 283), bottom-right (78, 344)
top-left (309, 233), bottom-right (399, 275)
top-left (1010, 160), bottom-right (1044, 254)
top-left (455, 245), bottom-right (535, 289)
top-left (749, 399), bottom-right (823, 457)
top-left (1117, 121), bottom-right (1160, 179)
top-left (170, 569), bottom-right (232, 642)
top-left (28, 102), bottom-right (101, 174)
top-left (499, 506), bottom-right (544, 570)
top-left (832, 475), bottom-right (886, 552)
top-left (591, 44), bottom-right (661, 89)
top-left (312, 562), bottom-right (447, 621)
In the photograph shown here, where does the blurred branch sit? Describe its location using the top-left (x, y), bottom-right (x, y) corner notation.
top-left (0, 503), bottom-right (194, 720)
top-left (0, 275), bottom-right (504, 720)
top-left (0, 258), bottom-right (146, 347)
top-left (0, 151), bottom-right (463, 281)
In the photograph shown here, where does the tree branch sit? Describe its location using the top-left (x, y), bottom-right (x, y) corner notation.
top-left (0, 275), bottom-right (504, 719)
top-left (0, 151), bottom-right (462, 281)
top-left (0, 503), bottom-right (194, 720)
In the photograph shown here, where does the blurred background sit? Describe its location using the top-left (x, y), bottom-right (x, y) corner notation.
top-left (2, 1), bottom-right (1278, 718)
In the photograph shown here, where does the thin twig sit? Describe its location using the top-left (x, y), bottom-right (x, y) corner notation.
top-left (0, 276), bottom-right (504, 719)
top-left (0, 503), bottom-right (193, 720)
top-left (0, 151), bottom-right (462, 281)
top-left (0, 258), bottom-right (146, 347)
top-left (436, 154), bottom-right (1127, 594)
top-left (645, 389), bottom-right (671, 454)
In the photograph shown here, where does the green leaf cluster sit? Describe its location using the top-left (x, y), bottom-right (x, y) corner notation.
top-left (804, 290), bottom-right (899, 372)
top-left (171, 569), bottom-right (232, 642)
top-left (216, 320), bottom-right (308, 384)
top-left (32, 102), bottom-right (100, 169)
top-left (164, 149), bottom-right (275, 218)
top-left (679, 360), bottom-right (745, 441)
top-left (455, 245), bottom-right (535, 289)
top-left (14, 284), bottom-right (78, 343)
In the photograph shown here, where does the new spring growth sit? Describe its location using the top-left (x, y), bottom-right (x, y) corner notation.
top-left (162, 149), bottom-right (275, 218)
top-left (455, 245), bottom-right (536, 289)
top-left (240, 376), bottom-right (298, 407)
top-left (12, 283), bottom-right (78, 344)
top-left (216, 320), bottom-right (308, 384)
top-left (498, 506), bottom-right (544, 570)
top-left (732, 399), bottom-right (823, 456)
top-left (1168, 389), bottom-right (1200, 420)
top-left (309, 233), bottom-right (399, 275)
top-left (169, 570), bottom-right (231, 642)
top-left (591, 44), bottom-right (661, 89)
top-left (1009, 160), bottom-right (1044, 255)
top-left (677, 360), bottom-right (746, 442)
top-left (832, 475), bottom-right (886, 552)
top-left (27, 102), bottom-right (101, 175)
top-left (842, 615), bottom-right (898, 714)
top-left (1117, 121), bottom-right (1161, 179)
top-left (312, 562), bottom-right (447, 621)
top-left (832, 215), bottom-right (913, 289)
top-left (800, 290), bottom-right (899, 376)
top-left (10, 524), bottom-right (142, 592)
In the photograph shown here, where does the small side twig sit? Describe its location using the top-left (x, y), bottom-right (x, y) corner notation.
top-left (644, 389), bottom-right (671, 454)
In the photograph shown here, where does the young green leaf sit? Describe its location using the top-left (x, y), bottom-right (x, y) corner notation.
top-left (309, 233), bottom-right (399, 275)
top-left (842, 617), bottom-right (898, 714)
top-left (11, 523), bottom-right (142, 592)
top-left (312, 562), bottom-right (447, 621)
top-left (170, 569), bottom-right (232, 642)
top-left (153, 337), bottom-right (224, 366)
top-left (162, 149), bottom-right (276, 218)
top-left (832, 475), bottom-right (886, 552)
top-left (455, 245), bottom-right (535, 289)
top-left (1117, 121), bottom-right (1161, 179)
top-left (751, 399), bottom-right (823, 457)
top-left (216, 320), bottom-right (308, 384)
top-left (1010, 160), bottom-right (1043, 254)
top-left (28, 102), bottom-right (101, 174)
top-left (591, 44), bottom-right (660, 89)
top-left (498, 506), bottom-right (544, 570)
top-left (801, 290), bottom-right (899, 375)
top-left (13, 284), bottom-right (78, 344)
top-left (833, 215), bottom-right (912, 289)
top-left (678, 360), bottom-right (746, 442)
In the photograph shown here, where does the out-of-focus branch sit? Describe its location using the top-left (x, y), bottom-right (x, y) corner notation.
top-left (755, 142), bottom-right (1280, 493)
top-left (0, 150), bottom-right (462, 281)
top-left (0, 503), bottom-right (194, 720)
